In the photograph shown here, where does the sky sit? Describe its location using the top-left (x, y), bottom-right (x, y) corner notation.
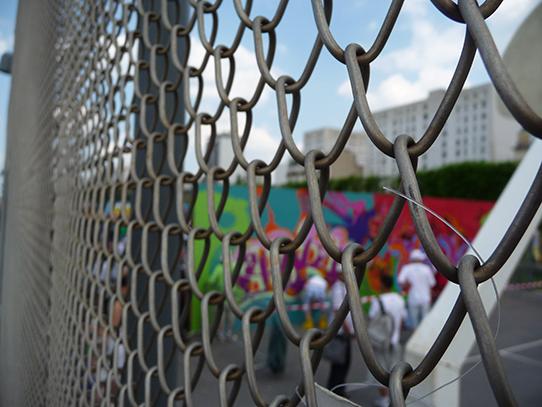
top-left (0, 0), bottom-right (539, 175)
top-left (0, 0), bottom-right (17, 173)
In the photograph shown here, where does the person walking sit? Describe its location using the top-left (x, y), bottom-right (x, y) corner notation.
top-left (369, 274), bottom-right (406, 407)
top-left (302, 271), bottom-right (328, 329)
top-left (369, 274), bottom-right (406, 350)
top-left (398, 249), bottom-right (435, 329)
top-left (266, 313), bottom-right (288, 374)
top-left (326, 272), bottom-right (353, 397)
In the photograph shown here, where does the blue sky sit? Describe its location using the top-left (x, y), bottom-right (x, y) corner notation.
top-left (0, 0), bottom-right (17, 172)
top-left (0, 0), bottom-right (539, 174)
top-left (181, 0), bottom-right (540, 173)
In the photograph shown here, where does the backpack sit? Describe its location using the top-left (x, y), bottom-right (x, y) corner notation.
top-left (368, 296), bottom-right (394, 350)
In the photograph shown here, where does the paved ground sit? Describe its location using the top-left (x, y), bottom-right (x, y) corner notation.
top-left (460, 290), bottom-right (542, 407)
top-left (184, 289), bottom-right (542, 406)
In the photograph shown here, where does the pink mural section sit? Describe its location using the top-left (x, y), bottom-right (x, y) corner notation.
top-left (367, 193), bottom-right (493, 297)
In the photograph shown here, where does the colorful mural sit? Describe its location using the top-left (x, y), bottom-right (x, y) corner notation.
top-left (191, 186), bottom-right (494, 320)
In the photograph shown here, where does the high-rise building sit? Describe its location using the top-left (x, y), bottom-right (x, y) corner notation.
top-left (281, 83), bottom-right (525, 185)
top-left (363, 83), bottom-right (523, 176)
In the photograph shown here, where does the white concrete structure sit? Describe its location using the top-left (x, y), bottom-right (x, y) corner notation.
top-left (404, 139), bottom-right (542, 406)
top-left (364, 84), bottom-right (522, 176)
top-left (498, 3), bottom-right (542, 120)
top-left (404, 8), bottom-right (542, 403)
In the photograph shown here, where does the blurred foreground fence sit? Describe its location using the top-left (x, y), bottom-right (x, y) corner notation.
top-left (1, 0), bottom-right (541, 406)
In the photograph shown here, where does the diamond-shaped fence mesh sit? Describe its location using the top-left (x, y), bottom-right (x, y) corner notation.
top-left (1, 0), bottom-right (541, 406)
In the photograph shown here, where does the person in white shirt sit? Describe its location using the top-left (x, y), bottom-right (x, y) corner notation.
top-left (302, 272), bottom-right (328, 329)
top-left (368, 275), bottom-right (407, 348)
top-left (398, 249), bottom-right (436, 329)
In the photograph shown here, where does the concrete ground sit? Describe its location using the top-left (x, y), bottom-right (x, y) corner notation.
top-left (183, 289), bottom-right (542, 406)
top-left (460, 290), bottom-right (542, 407)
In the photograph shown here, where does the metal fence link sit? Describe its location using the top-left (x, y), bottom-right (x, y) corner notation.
top-left (1, 0), bottom-right (541, 406)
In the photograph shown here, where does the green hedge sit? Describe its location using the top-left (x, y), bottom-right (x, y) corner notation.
top-left (415, 161), bottom-right (518, 200)
top-left (282, 161), bottom-right (518, 201)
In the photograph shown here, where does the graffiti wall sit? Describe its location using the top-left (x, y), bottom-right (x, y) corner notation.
top-left (192, 186), bottom-right (493, 320)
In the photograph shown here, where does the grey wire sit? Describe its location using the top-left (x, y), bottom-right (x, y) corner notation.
top-left (382, 187), bottom-right (485, 263)
top-left (383, 187), bottom-right (502, 405)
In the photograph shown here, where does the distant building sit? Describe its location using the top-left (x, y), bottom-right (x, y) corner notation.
top-left (281, 83), bottom-right (523, 185)
top-left (330, 150), bottom-right (364, 180)
top-left (513, 130), bottom-right (532, 161)
top-left (363, 83), bottom-right (522, 176)
top-left (283, 149), bottom-right (364, 185)
top-left (303, 127), bottom-right (368, 169)
top-left (283, 127), bottom-right (367, 183)
top-left (208, 133), bottom-right (244, 182)
top-left (285, 159), bottom-right (304, 184)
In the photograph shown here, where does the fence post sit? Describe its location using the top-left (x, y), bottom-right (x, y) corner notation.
top-left (131, 1), bottom-right (188, 404)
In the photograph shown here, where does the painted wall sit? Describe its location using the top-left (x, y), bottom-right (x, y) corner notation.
top-left (190, 186), bottom-right (494, 327)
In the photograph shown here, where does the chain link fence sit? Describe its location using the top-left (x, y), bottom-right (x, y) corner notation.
top-left (1, 0), bottom-right (541, 406)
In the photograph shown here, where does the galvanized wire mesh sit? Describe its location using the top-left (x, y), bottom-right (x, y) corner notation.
top-left (1, 0), bottom-right (542, 406)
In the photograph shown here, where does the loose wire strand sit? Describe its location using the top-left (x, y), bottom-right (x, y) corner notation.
top-left (274, 188), bottom-right (503, 406)
top-left (382, 187), bottom-right (501, 405)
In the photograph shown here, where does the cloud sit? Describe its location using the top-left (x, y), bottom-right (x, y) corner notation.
top-left (277, 43), bottom-right (288, 55)
top-left (184, 117), bottom-right (280, 173)
top-left (336, 1), bottom-right (538, 111)
top-left (183, 36), bottom-right (284, 171)
top-left (0, 35), bottom-right (13, 55)
top-left (243, 126), bottom-right (280, 163)
top-left (402, 0), bottom-right (429, 18)
top-left (187, 37), bottom-right (277, 114)
top-left (381, 20), bottom-right (463, 73)
top-left (488, 0), bottom-right (538, 24)
top-left (365, 74), bottom-right (425, 110)
top-left (353, 0), bottom-right (368, 8)
top-left (367, 20), bottom-right (379, 32)
top-left (486, 0), bottom-right (540, 49)
top-left (214, 119), bottom-right (280, 164)
top-left (338, 17), bottom-right (463, 110)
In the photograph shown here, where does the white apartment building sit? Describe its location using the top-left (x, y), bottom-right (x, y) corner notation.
top-left (364, 83), bottom-right (522, 176)
top-left (280, 83), bottom-right (523, 184)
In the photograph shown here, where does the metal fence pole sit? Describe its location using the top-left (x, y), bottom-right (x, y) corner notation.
top-left (132, 1), bottom-right (188, 404)
top-left (0, 0), bottom-right (56, 405)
